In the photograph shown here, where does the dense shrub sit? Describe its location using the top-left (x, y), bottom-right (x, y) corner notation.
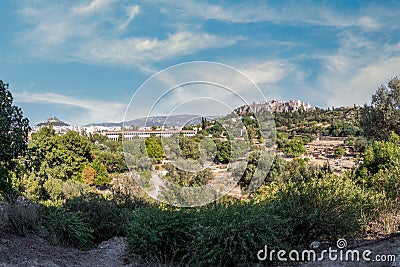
top-left (184, 204), bottom-right (291, 266)
top-left (127, 172), bottom-right (381, 266)
top-left (127, 204), bottom-right (292, 266)
top-left (64, 194), bottom-right (129, 243)
top-left (266, 174), bottom-right (379, 244)
top-left (127, 206), bottom-right (194, 265)
top-left (7, 203), bottom-right (39, 236)
top-left (41, 207), bottom-right (94, 250)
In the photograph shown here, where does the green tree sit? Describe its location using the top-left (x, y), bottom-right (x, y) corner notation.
top-left (43, 178), bottom-right (64, 201)
top-left (91, 160), bottom-right (110, 186)
top-left (361, 77), bottom-right (400, 140)
top-left (29, 128), bottom-right (93, 182)
top-left (280, 137), bottom-right (306, 157)
top-left (214, 140), bottom-right (231, 163)
top-left (145, 136), bottom-right (164, 163)
top-left (0, 81), bottom-right (30, 198)
top-left (356, 132), bottom-right (400, 198)
top-left (164, 163), bottom-right (213, 187)
top-left (178, 136), bottom-right (200, 160)
top-left (334, 147), bottom-right (346, 158)
top-left (95, 150), bottom-right (127, 173)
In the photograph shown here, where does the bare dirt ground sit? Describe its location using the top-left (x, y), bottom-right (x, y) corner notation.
top-left (0, 232), bottom-right (399, 266)
top-left (0, 232), bottom-right (141, 267)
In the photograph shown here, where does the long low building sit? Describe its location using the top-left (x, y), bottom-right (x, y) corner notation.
top-left (104, 129), bottom-right (197, 140)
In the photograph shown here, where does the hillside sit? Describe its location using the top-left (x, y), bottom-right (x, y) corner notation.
top-left (85, 114), bottom-right (216, 127)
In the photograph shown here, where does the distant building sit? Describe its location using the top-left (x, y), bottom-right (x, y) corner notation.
top-left (33, 116), bottom-right (74, 134)
top-left (104, 129), bottom-right (197, 140)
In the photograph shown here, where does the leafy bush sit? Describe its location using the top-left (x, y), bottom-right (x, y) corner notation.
top-left (43, 178), bottom-right (64, 201)
top-left (266, 174), bottom-right (378, 244)
top-left (367, 199), bottom-right (400, 236)
top-left (334, 146), bottom-right (346, 158)
top-left (65, 194), bottom-right (129, 243)
top-left (127, 206), bottom-right (193, 265)
top-left (127, 172), bottom-right (380, 266)
top-left (357, 133), bottom-right (400, 194)
top-left (41, 207), bottom-right (94, 250)
top-left (7, 203), bottom-right (39, 236)
top-left (127, 204), bottom-right (292, 266)
top-left (184, 204), bottom-right (291, 266)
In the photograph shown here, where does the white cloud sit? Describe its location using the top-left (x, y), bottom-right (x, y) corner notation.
top-left (121, 62), bottom-right (272, 121)
top-left (74, 0), bottom-right (113, 14)
top-left (15, 2), bottom-right (244, 73)
top-left (119, 5), bottom-right (140, 31)
top-left (324, 56), bottom-right (400, 107)
top-left (13, 1), bottom-right (400, 112)
top-left (76, 32), bottom-right (245, 68)
top-left (315, 31), bottom-right (400, 107)
top-left (156, 0), bottom-right (384, 30)
top-left (238, 61), bottom-right (287, 85)
top-left (14, 91), bottom-right (126, 124)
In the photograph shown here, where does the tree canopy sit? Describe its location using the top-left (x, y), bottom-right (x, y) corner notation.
top-left (0, 81), bottom-right (30, 196)
top-left (361, 77), bottom-right (400, 140)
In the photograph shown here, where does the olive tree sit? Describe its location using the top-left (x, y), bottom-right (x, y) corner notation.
top-left (361, 77), bottom-right (400, 140)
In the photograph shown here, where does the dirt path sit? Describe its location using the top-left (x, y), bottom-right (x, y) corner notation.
top-left (0, 232), bottom-right (140, 267)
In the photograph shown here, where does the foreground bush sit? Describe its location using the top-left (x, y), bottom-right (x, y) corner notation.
top-left (41, 207), bottom-right (94, 250)
top-left (127, 206), bottom-right (194, 265)
top-left (127, 204), bottom-right (292, 266)
top-left (64, 194), bottom-right (129, 243)
top-left (127, 173), bottom-right (382, 266)
top-left (7, 203), bottom-right (39, 236)
top-left (267, 173), bottom-right (380, 244)
top-left (184, 204), bottom-right (291, 266)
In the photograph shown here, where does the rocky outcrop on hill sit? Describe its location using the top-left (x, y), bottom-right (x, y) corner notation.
top-left (234, 100), bottom-right (314, 115)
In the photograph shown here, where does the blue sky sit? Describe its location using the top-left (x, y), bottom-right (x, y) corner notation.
top-left (1, 0), bottom-right (400, 126)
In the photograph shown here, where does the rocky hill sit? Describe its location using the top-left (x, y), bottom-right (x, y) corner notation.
top-left (234, 99), bottom-right (314, 115)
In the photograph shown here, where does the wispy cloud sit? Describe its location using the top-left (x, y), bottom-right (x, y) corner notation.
top-left (155, 0), bottom-right (384, 29)
top-left (15, 1), bottom-right (244, 73)
top-left (77, 32), bottom-right (244, 70)
top-left (314, 30), bottom-right (400, 107)
top-left (238, 61), bottom-right (288, 85)
top-left (119, 5), bottom-right (140, 31)
top-left (10, 0), bottom-right (400, 121)
top-left (14, 91), bottom-right (126, 124)
top-left (73, 0), bottom-right (113, 15)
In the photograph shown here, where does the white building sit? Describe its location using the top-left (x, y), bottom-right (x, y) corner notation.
top-left (104, 130), bottom-right (197, 140)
